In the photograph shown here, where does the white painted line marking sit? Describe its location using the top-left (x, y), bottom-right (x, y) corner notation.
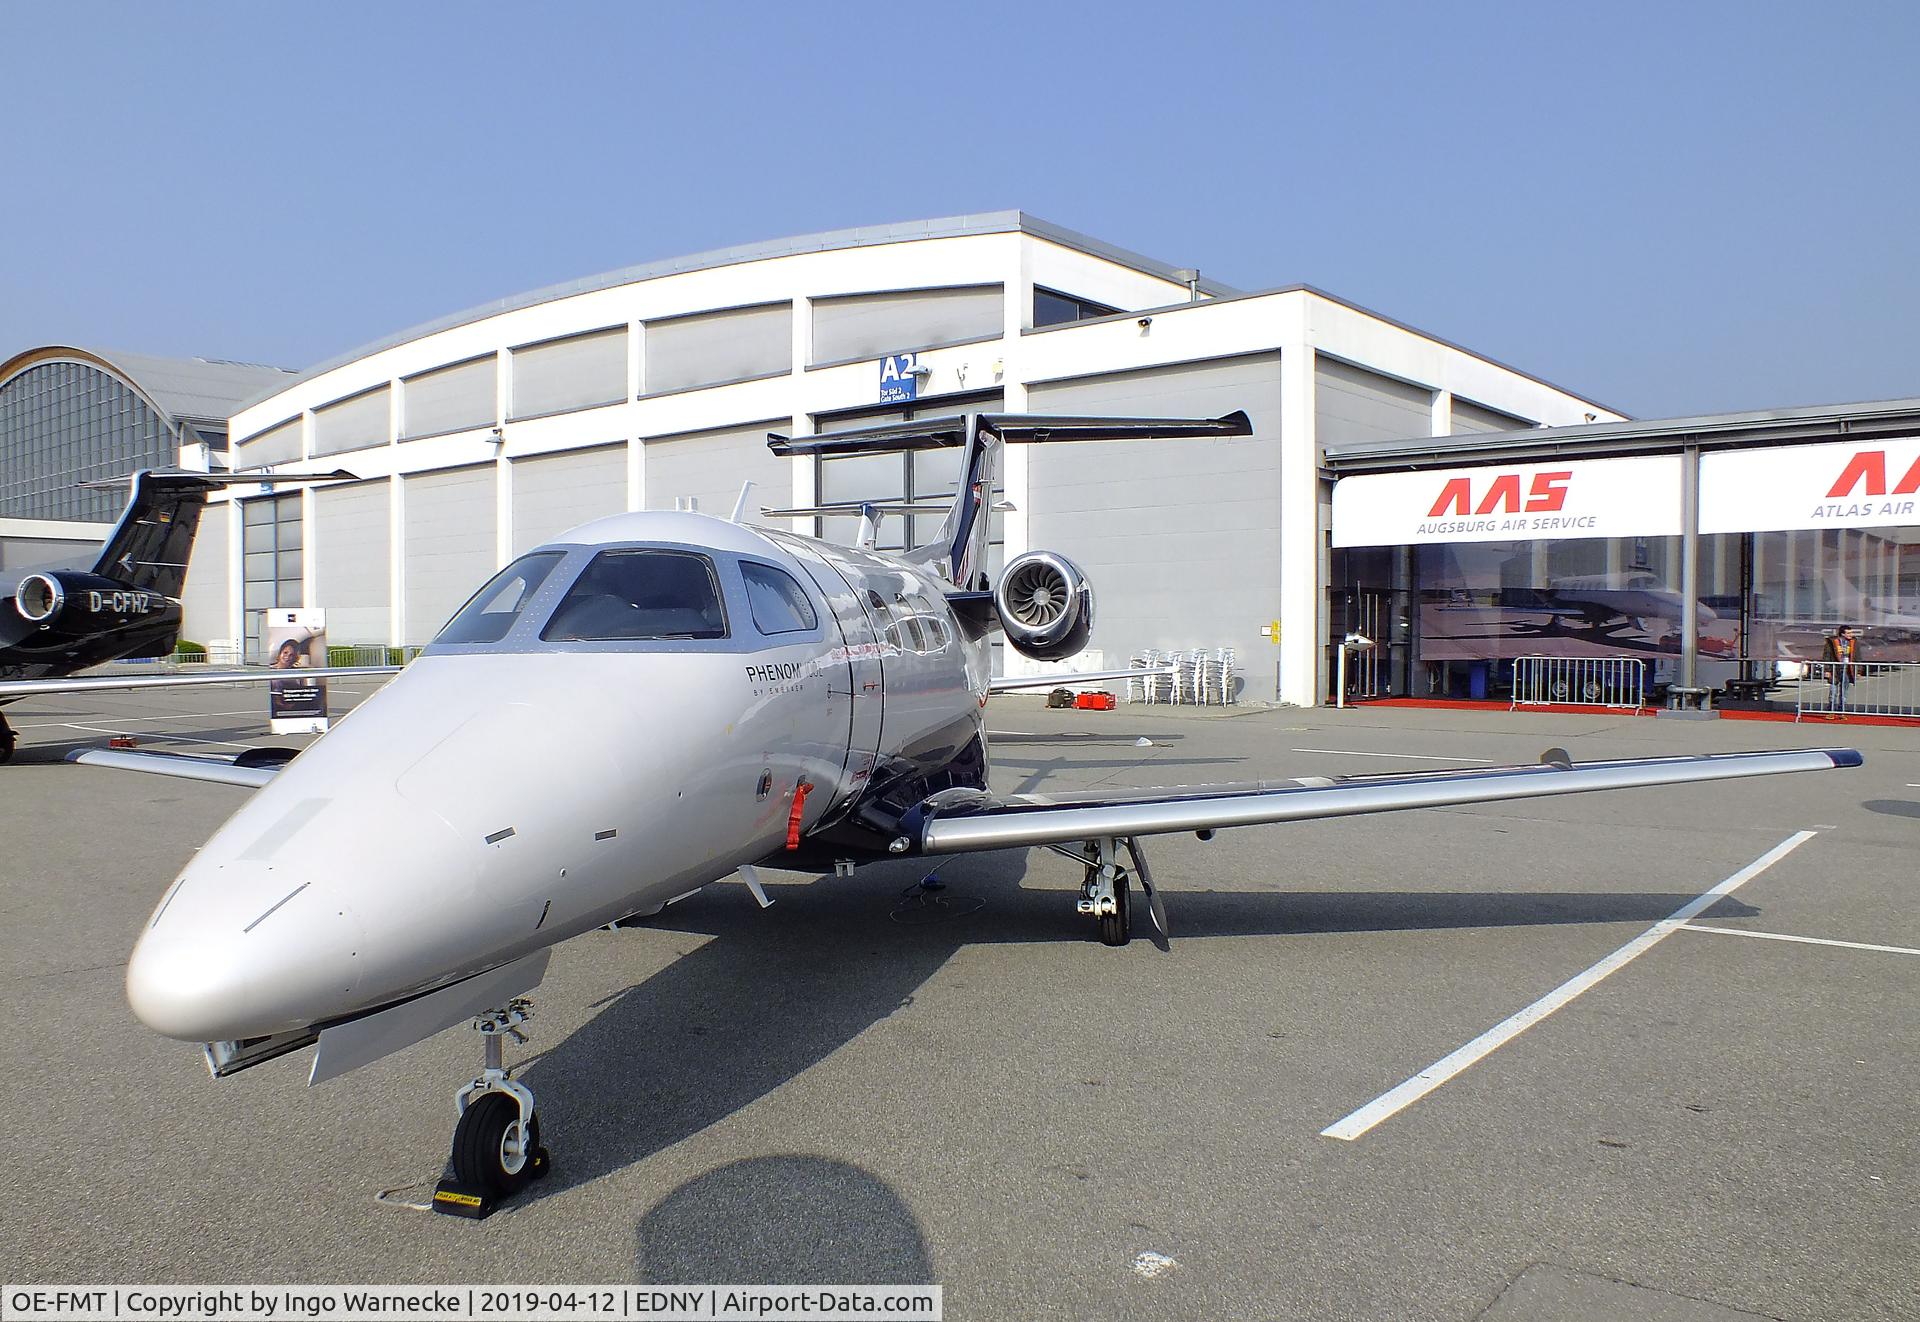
top-left (17, 707), bottom-right (263, 729)
top-left (1680, 924), bottom-right (1920, 958)
top-left (57, 722), bottom-right (255, 751)
top-left (1320, 830), bottom-right (1819, 1141)
top-left (1291, 747), bottom-right (1493, 763)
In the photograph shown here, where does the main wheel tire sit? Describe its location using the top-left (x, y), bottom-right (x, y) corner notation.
top-left (1098, 875), bottom-right (1132, 947)
top-left (451, 1093), bottom-right (540, 1198)
top-left (0, 739), bottom-right (13, 765)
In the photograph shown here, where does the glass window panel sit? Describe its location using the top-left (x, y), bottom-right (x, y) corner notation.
top-left (541, 550), bottom-right (728, 641)
top-left (741, 561), bottom-right (818, 635)
top-left (435, 551), bottom-right (566, 644)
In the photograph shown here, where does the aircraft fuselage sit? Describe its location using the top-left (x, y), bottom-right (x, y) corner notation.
top-left (126, 511), bottom-right (990, 1043)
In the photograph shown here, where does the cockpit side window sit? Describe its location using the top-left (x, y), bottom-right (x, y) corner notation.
top-left (541, 549), bottom-right (728, 641)
top-left (435, 551), bottom-right (566, 644)
top-left (741, 561), bottom-right (818, 635)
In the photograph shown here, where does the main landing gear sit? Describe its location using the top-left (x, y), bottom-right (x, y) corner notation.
top-left (0, 712), bottom-right (15, 764)
top-left (1063, 836), bottom-right (1168, 948)
top-left (432, 998), bottom-right (550, 1219)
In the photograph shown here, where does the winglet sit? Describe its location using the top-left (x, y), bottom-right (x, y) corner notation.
top-left (1540, 747), bottom-right (1574, 770)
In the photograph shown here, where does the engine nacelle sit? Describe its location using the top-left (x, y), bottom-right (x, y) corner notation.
top-left (15, 571), bottom-right (168, 634)
top-left (994, 550), bottom-right (1095, 662)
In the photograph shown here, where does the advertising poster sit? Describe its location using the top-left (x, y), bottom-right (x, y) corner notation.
top-left (1414, 545), bottom-right (1739, 663)
top-left (265, 608), bottom-right (329, 734)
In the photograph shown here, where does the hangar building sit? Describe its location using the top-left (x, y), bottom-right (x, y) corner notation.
top-left (1327, 399), bottom-right (1920, 706)
top-left (0, 346), bottom-right (295, 570)
top-left (205, 213), bottom-right (1617, 702)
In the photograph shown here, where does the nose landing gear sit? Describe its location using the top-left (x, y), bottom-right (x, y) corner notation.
top-left (433, 998), bottom-right (550, 1219)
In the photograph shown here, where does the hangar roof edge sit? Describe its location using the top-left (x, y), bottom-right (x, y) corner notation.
top-left (0, 345), bottom-right (298, 430)
top-left (233, 212), bottom-right (1242, 415)
top-left (1322, 396), bottom-right (1920, 472)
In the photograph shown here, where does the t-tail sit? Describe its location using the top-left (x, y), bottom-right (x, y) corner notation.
top-left (90, 470), bottom-right (223, 598)
top-left (767, 411), bottom-right (1252, 589)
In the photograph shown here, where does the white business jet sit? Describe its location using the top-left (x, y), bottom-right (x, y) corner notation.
top-left (56, 412), bottom-right (1861, 1215)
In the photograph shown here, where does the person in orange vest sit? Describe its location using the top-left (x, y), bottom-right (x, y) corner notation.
top-left (1822, 624), bottom-right (1861, 711)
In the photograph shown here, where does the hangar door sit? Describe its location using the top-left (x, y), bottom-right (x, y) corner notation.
top-left (178, 503), bottom-right (230, 647)
top-left (513, 444), bottom-right (628, 554)
top-left (404, 465), bottom-right (497, 644)
top-left (1025, 354), bottom-right (1283, 676)
top-left (644, 419), bottom-right (792, 518)
top-left (314, 480), bottom-right (391, 645)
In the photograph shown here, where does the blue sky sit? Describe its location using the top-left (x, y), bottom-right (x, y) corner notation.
top-left (3, 1), bottom-right (1915, 418)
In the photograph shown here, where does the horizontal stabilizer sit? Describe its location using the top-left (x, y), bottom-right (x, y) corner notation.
top-left (767, 411), bottom-right (1250, 458)
top-left (983, 411), bottom-right (1252, 443)
top-left (763, 499), bottom-right (1017, 519)
top-left (769, 417), bottom-right (970, 457)
top-left (80, 467), bottom-right (362, 489)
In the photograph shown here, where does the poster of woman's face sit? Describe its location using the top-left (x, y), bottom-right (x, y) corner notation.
top-left (266, 628), bottom-right (320, 669)
top-left (263, 612), bottom-right (330, 728)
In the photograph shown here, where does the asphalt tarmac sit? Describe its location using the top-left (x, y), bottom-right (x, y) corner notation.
top-left (1, 682), bottom-right (1914, 1321)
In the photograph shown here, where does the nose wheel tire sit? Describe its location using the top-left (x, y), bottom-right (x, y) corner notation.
top-left (1098, 874), bottom-right (1132, 947)
top-left (451, 1092), bottom-right (548, 1197)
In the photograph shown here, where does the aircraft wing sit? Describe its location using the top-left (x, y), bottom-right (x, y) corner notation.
top-left (988, 666), bottom-right (1171, 693)
top-left (66, 748), bottom-right (280, 788)
top-left (902, 747), bottom-right (1861, 853)
top-left (0, 665), bottom-right (400, 698)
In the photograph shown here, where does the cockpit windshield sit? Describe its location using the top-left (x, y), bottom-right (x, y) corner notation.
top-left (434, 551), bottom-right (566, 644)
top-left (541, 549), bottom-right (729, 641)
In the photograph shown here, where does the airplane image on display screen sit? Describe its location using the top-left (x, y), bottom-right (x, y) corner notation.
top-left (1527, 569), bottom-right (1717, 639)
top-left (28, 412), bottom-right (1862, 1216)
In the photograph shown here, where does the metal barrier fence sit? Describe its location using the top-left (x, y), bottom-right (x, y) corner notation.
top-left (1793, 661), bottom-right (1920, 722)
top-left (1510, 655), bottom-right (1647, 710)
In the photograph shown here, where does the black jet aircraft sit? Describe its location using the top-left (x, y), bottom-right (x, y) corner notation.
top-left (0, 469), bottom-right (369, 762)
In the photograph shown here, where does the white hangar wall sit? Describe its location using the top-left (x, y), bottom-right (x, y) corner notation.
top-left (208, 214), bottom-right (1619, 704)
top-left (1025, 354), bottom-right (1285, 674)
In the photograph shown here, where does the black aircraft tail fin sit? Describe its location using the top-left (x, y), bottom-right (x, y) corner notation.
top-left (90, 471), bottom-right (221, 599)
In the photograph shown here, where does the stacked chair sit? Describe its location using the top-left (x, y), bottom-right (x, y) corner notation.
top-left (1127, 647), bottom-right (1237, 705)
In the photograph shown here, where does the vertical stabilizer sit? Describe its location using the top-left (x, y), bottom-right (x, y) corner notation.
top-left (91, 472), bottom-right (220, 599)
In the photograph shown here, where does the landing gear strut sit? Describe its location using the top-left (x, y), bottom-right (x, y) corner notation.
top-left (1067, 836), bottom-right (1168, 947)
top-left (432, 998), bottom-right (550, 1218)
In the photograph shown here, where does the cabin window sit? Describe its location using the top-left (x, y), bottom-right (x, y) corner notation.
top-left (541, 549), bottom-right (728, 641)
top-left (435, 551), bottom-right (566, 644)
top-left (741, 561), bottom-right (818, 635)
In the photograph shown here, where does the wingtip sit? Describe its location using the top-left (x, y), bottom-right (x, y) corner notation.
top-left (1825, 748), bottom-right (1865, 769)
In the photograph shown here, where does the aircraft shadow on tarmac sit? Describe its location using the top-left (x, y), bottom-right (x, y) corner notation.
top-left (1862, 798), bottom-right (1920, 819)
top-left (634, 1155), bottom-right (933, 1285)
top-left (515, 850), bottom-right (1759, 1208)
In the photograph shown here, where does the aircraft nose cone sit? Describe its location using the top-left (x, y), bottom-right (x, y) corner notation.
top-left (127, 873), bottom-right (364, 1042)
top-left (125, 933), bottom-right (248, 1040)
